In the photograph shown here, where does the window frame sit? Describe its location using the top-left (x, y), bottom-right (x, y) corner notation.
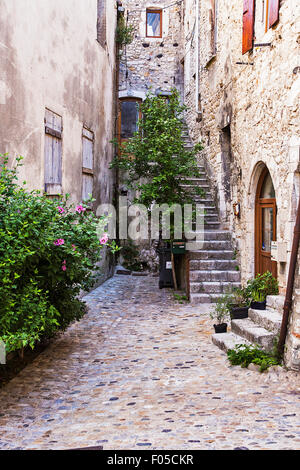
top-left (44, 109), bottom-right (63, 196)
top-left (82, 127), bottom-right (94, 202)
top-left (146, 8), bottom-right (163, 38)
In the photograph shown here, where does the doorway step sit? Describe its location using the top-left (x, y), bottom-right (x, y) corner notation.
top-left (212, 295), bottom-right (285, 354)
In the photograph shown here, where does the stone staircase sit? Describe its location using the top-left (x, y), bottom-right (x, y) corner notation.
top-left (180, 125), bottom-right (241, 304)
top-left (212, 295), bottom-right (285, 353)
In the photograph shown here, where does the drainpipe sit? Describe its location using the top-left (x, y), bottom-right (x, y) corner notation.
top-left (277, 195), bottom-right (300, 358)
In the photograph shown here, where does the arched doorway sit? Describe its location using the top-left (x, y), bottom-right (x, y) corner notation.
top-left (255, 167), bottom-right (277, 278)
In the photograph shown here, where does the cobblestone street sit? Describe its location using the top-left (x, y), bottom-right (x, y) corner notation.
top-left (0, 275), bottom-right (299, 450)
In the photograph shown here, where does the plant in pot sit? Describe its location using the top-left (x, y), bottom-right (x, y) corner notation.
top-left (229, 287), bottom-right (251, 319)
top-left (210, 294), bottom-right (231, 333)
top-left (247, 272), bottom-right (279, 310)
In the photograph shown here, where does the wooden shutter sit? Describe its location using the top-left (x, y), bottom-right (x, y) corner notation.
top-left (268, 0), bottom-right (280, 29)
top-left (82, 128), bottom-right (94, 201)
top-left (242, 0), bottom-right (255, 55)
top-left (97, 0), bottom-right (106, 47)
top-left (44, 110), bottom-right (62, 195)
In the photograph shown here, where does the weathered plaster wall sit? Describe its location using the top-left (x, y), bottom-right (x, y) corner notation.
top-left (0, 0), bottom-right (117, 282)
top-left (0, 0), bottom-right (117, 208)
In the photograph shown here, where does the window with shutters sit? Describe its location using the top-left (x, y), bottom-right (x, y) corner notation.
top-left (82, 128), bottom-right (94, 202)
top-left (243, 1), bottom-right (280, 53)
top-left (44, 109), bottom-right (62, 196)
top-left (97, 0), bottom-right (106, 47)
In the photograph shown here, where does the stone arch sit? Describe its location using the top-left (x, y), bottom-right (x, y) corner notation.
top-left (244, 161), bottom-right (277, 278)
top-left (119, 90), bottom-right (147, 101)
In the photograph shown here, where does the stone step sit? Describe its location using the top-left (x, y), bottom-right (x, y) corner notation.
top-left (203, 214), bottom-right (219, 222)
top-left (192, 230), bottom-right (232, 241)
top-left (180, 179), bottom-right (208, 186)
top-left (181, 184), bottom-right (211, 191)
top-left (190, 293), bottom-right (224, 304)
top-left (194, 198), bottom-right (216, 206)
top-left (190, 259), bottom-right (239, 271)
top-left (212, 332), bottom-right (251, 354)
top-left (183, 176), bottom-right (208, 182)
top-left (190, 270), bottom-right (241, 283)
top-left (197, 206), bottom-right (218, 213)
top-left (190, 281), bottom-right (241, 294)
top-left (248, 308), bottom-right (282, 335)
top-left (189, 250), bottom-right (235, 260)
top-left (266, 295), bottom-right (285, 312)
top-left (231, 318), bottom-right (276, 353)
top-left (202, 222), bottom-right (221, 230)
top-left (195, 240), bottom-right (233, 251)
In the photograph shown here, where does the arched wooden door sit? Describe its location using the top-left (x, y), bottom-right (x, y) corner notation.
top-left (255, 167), bottom-right (277, 278)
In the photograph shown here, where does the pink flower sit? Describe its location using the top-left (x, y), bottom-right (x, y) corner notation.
top-left (62, 260), bottom-right (67, 271)
top-left (54, 239), bottom-right (65, 246)
top-left (58, 207), bottom-right (65, 214)
top-left (100, 233), bottom-right (109, 245)
top-left (72, 244), bottom-right (76, 251)
top-left (76, 205), bottom-right (86, 214)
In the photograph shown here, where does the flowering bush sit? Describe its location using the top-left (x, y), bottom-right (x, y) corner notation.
top-left (0, 155), bottom-right (118, 353)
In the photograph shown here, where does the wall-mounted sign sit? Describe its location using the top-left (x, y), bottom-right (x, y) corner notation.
top-left (271, 241), bottom-right (278, 262)
top-left (271, 242), bottom-right (288, 263)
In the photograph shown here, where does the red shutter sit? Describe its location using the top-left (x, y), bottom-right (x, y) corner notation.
top-left (242, 0), bottom-right (255, 55)
top-left (268, 0), bottom-right (280, 29)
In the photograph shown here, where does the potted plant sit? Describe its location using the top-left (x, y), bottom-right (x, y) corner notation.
top-left (210, 294), bottom-right (231, 333)
top-left (247, 272), bottom-right (279, 310)
top-left (229, 287), bottom-right (251, 319)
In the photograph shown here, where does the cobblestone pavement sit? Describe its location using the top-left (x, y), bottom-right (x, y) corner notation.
top-left (0, 275), bottom-right (299, 450)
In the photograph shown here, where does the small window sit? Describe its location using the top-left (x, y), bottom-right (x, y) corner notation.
top-left (97, 0), bottom-right (106, 47)
top-left (120, 99), bottom-right (141, 140)
top-left (82, 128), bottom-right (94, 202)
top-left (44, 109), bottom-right (62, 196)
top-left (146, 9), bottom-right (162, 38)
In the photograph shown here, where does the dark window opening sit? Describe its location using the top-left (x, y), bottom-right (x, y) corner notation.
top-left (120, 100), bottom-right (140, 139)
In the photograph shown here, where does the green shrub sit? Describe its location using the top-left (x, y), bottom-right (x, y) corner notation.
top-left (246, 271), bottom-right (279, 302)
top-left (0, 155), bottom-right (118, 353)
top-left (111, 89), bottom-right (203, 209)
top-left (227, 344), bottom-right (281, 373)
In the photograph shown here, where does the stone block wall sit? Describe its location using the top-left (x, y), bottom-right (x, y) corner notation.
top-left (119, 0), bottom-right (184, 97)
top-left (184, 0), bottom-right (300, 292)
top-left (285, 247), bottom-right (300, 370)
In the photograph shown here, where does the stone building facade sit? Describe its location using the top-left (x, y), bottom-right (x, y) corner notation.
top-left (118, 0), bottom-right (300, 369)
top-left (182, 0), bottom-right (300, 369)
top-left (0, 0), bottom-right (118, 281)
top-left (118, 0), bottom-right (184, 101)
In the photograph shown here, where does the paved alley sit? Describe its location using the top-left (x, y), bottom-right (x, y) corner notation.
top-left (0, 275), bottom-right (299, 450)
